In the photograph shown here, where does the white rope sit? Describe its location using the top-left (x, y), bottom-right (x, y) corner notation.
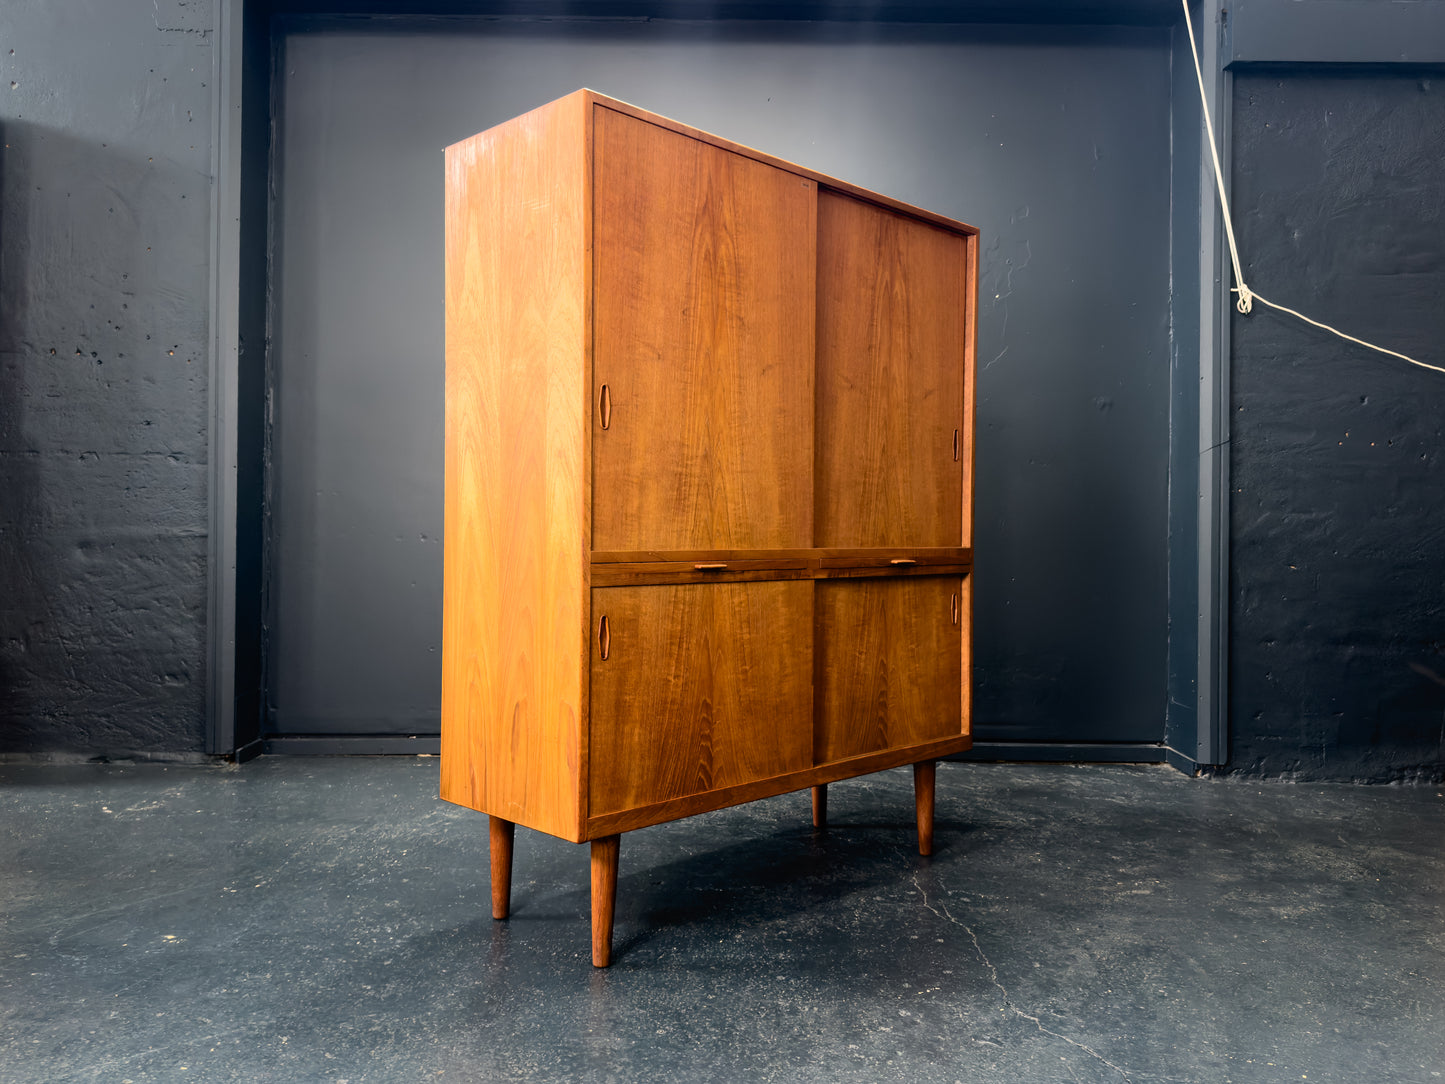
top-left (1181, 0), bottom-right (1444, 375)
top-left (1239, 293), bottom-right (1445, 373)
top-left (1182, 0), bottom-right (1251, 313)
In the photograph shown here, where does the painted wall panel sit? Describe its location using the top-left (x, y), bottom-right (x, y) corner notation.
top-left (0, 0), bottom-right (213, 756)
top-left (1229, 71), bottom-right (1445, 781)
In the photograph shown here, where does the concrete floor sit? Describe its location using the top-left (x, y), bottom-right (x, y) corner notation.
top-left (1, 758), bottom-right (1442, 1084)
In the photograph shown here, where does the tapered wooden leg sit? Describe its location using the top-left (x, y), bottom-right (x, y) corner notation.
top-left (913, 761), bottom-right (936, 857)
top-left (489, 816), bottom-right (516, 919)
top-left (812, 784), bottom-right (828, 829)
top-left (591, 834), bottom-right (621, 968)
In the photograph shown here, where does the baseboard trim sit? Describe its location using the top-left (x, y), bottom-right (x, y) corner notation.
top-left (950, 741), bottom-right (1166, 764)
top-left (260, 734), bottom-right (441, 756)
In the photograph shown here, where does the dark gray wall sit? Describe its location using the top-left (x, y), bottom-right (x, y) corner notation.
top-left (1228, 70), bottom-right (1445, 782)
top-left (0, 1), bottom-right (214, 757)
top-left (264, 18), bottom-right (1174, 745)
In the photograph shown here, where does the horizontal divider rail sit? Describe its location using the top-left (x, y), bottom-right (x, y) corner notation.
top-left (589, 549), bottom-right (972, 587)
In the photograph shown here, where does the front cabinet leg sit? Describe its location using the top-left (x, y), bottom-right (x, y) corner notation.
top-left (812, 784), bottom-right (828, 829)
top-left (913, 761), bottom-right (936, 857)
top-left (489, 816), bottom-right (516, 919)
top-left (591, 834), bottom-right (622, 968)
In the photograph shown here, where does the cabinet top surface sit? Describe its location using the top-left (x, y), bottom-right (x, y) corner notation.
top-left (448, 87), bottom-right (978, 239)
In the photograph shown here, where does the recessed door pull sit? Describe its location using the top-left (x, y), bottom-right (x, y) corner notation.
top-left (598, 615), bottom-right (610, 660)
top-left (953, 428), bottom-right (960, 462)
top-left (693, 562), bottom-right (728, 571)
top-left (889, 558), bottom-right (917, 567)
top-left (599, 384), bottom-right (612, 430)
top-left (951, 593), bottom-right (960, 625)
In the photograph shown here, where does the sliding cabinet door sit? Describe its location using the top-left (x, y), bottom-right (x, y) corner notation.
top-left (815, 191), bottom-right (968, 550)
top-left (591, 106), bottom-right (817, 553)
top-left (814, 576), bottom-right (965, 764)
top-left (589, 581), bottom-right (814, 816)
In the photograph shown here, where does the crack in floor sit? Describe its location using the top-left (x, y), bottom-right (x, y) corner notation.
top-left (912, 875), bottom-right (1133, 1083)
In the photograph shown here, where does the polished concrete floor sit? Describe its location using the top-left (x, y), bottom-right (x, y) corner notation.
top-left (1, 758), bottom-right (1442, 1083)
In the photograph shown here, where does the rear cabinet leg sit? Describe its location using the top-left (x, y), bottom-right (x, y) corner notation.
top-left (812, 784), bottom-right (828, 829)
top-left (913, 761), bottom-right (936, 857)
top-left (591, 834), bottom-right (622, 968)
top-left (489, 816), bottom-right (516, 920)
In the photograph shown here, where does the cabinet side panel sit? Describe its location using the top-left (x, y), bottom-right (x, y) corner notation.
top-left (816, 192), bottom-right (967, 549)
top-left (441, 96), bottom-right (587, 841)
top-left (814, 576), bottom-right (963, 763)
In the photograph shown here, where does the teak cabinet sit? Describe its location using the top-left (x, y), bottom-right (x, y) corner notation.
top-left (441, 90), bottom-right (978, 967)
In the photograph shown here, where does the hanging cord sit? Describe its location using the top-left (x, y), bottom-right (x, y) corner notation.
top-left (1181, 0), bottom-right (1444, 375)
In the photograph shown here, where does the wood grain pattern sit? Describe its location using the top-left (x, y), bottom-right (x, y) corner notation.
top-left (588, 581), bottom-right (813, 816)
top-left (816, 190), bottom-right (968, 548)
top-left (440, 91), bottom-right (588, 842)
top-left (591, 105), bottom-right (816, 551)
top-left (591, 94), bottom-right (978, 240)
top-left (814, 577), bottom-right (964, 764)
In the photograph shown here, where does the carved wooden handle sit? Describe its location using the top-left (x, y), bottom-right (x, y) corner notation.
top-left (951, 593), bottom-right (959, 625)
top-left (889, 558), bottom-right (917, 567)
top-left (599, 384), bottom-right (612, 430)
top-left (953, 428), bottom-right (960, 462)
top-left (693, 563), bottom-right (728, 571)
top-left (598, 614), bottom-right (610, 660)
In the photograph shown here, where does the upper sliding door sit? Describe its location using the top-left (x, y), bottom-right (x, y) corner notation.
top-left (591, 107), bottom-right (816, 554)
top-left (814, 191), bottom-right (968, 550)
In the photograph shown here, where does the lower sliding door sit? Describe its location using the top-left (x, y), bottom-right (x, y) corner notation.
top-left (588, 580), bottom-right (814, 818)
top-left (814, 576), bottom-right (965, 764)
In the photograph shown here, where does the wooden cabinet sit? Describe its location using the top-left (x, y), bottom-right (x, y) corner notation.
top-left (442, 90), bottom-right (978, 967)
